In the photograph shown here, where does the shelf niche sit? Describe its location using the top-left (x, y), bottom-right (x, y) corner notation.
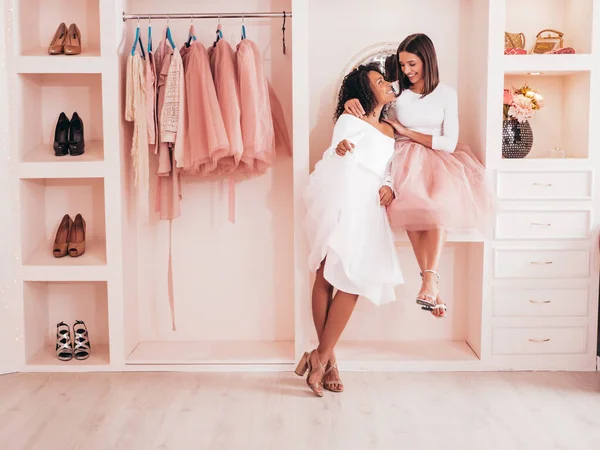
top-left (16, 0), bottom-right (101, 57)
top-left (505, 0), bottom-right (594, 54)
top-left (504, 72), bottom-right (590, 159)
top-left (23, 281), bottom-right (109, 366)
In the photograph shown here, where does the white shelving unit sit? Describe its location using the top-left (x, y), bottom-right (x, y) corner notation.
top-left (1, 0), bottom-right (598, 373)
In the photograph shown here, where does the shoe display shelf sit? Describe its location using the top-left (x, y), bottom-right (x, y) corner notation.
top-left (5, 0), bottom-right (121, 371)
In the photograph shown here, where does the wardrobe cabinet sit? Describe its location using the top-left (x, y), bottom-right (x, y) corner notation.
top-left (1, 0), bottom-right (598, 373)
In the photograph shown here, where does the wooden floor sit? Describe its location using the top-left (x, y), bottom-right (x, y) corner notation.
top-left (1, 371), bottom-right (600, 450)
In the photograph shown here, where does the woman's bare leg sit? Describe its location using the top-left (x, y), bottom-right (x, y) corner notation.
top-left (312, 262), bottom-right (333, 343)
top-left (420, 228), bottom-right (447, 317)
top-left (312, 262), bottom-right (341, 389)
top-left (407, 230), bottom-right (428, 273)
top-left (309, 290), bottom-right (358, 386)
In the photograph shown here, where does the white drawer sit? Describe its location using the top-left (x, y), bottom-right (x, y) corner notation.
top-left (495, 210), bottom-right (590, 240)
top-left (492, 326), bottom-right (587, 355)
top-left (492, 288), bottom-right (588, 317)
top-left (493, 249), bottom-right (589, 278)
top-left (497, 171), bottom-right (592, 200)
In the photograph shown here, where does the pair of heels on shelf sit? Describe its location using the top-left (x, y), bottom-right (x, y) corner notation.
top-left (54, 112), bottom-right (85, 156)
top-left (48, 23), bottom-right (82, 55)
top-left (294, 350), bottom-right (343, 397)
top-left (416, 269), bottom-right (447, 318)
top-left (53, 213), bottom-right (86, 258)
top-left (56, 320), bottom-right (91, 361)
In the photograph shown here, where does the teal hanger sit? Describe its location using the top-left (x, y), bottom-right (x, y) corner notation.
top-left (147, 17), bottom-right (153, 53)
top-left (213, 19), bottom-right (223, 48)
top-left (241, 16), bottom-right (247, 40)
top-left (130, 17), bottom-right (146, 58)
top-left (186, 18), bottom-right (197, 47)
top-left (166, 15), bottom-right (176, 49)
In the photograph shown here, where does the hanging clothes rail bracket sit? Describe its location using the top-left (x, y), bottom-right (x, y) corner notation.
top-left (122, 12), bottom-right (292, 21)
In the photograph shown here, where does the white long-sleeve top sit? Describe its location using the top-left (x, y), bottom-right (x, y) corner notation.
top-left (393, 82), bottom-right (458, 153)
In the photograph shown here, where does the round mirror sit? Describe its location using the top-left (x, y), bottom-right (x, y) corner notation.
top-left (334, 42), bottom-right (399, 102)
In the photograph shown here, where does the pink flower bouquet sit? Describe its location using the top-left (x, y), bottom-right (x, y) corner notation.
top-left (503, 84), bottom-right (544, 123)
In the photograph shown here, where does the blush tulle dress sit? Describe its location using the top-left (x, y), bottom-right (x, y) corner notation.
top-left (386, 82), bottom-right (493, 232)
top-left (304, 115), bottom-right (404, 306)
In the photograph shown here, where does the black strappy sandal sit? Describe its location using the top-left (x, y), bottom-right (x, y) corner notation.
top-left (56, 321), bottom-right (73, 361)
top-left (73, 320), bottom-right (91, 360)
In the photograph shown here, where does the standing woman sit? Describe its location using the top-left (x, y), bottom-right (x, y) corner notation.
top-left (343, 33), bottom-right (492, 318)
top-left (297, 63), bottom-right (403, 397)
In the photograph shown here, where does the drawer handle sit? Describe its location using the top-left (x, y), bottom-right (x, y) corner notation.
top-left (531, 222), bottom-right (552, 227)
top-left (532, 182), bottom-right (553, 187)
top-left (529, 338), bottom-right (551, 343)
top-left (529, 300), bottom-right (552, 304)
top-left (530, 261), bottom-right (553, 265)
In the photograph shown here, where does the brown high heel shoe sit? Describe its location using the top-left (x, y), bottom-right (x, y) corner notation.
top-left (294, 349), bottom-right (326, 397)
top-left (48, 22), bottom-right (67, 55)
top-left (64, 23), bottom-right (82, 55)
top-left (53, 214), bottom-right (73, 257)
top-left (68, 213), bottom-right (86, 257)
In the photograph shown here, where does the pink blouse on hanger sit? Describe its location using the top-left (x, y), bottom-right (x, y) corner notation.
top-left (180, 38), bottom-right (230, 175)
top-left (154, 32), bottom-right (182, 221)
top-left (236, 39), bottom-right (275, 175)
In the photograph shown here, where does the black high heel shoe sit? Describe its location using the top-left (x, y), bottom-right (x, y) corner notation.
top-left (53, 112), bottom-right (70, 156)
top-left (68, 112), bottom-right (85, 156)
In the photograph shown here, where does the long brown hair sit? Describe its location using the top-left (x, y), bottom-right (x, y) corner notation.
top-left (396, 33), bottom-right (440, 97)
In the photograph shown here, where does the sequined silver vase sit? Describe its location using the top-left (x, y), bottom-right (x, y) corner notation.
top-left (502, 119), bottom-right (533, 158)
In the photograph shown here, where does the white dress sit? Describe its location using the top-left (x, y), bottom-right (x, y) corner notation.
top-left (303, 114), bottom-right (404, 306)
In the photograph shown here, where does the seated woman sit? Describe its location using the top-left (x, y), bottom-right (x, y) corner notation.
top-left (296, 63), bottom-right (404, 397)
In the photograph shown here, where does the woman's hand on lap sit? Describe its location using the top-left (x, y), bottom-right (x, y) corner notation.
top-left (379, 186), bottom-right (394, 206)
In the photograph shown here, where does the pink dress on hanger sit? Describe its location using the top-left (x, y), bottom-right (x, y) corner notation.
top-left (209, 39), bottom-right (246, 174)
top-left (236, 39), bottom-right (275, 175)
top-left (180, 39), bottom-right (230, 175)
top-left (154, 32), bottom-right (182, 221)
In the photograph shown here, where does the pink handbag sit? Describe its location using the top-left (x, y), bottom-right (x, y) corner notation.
top-left (504, 48), bottom-right (527, 55)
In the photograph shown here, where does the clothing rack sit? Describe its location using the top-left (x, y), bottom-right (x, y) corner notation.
top-left (122, 12), bottom-right (292, 21)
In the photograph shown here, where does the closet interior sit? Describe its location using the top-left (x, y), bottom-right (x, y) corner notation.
top-left (2, 0), bottom-right (599, 373)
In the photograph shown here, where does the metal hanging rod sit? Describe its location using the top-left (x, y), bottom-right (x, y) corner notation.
top-left (122, 12), bottom-right (292, 21)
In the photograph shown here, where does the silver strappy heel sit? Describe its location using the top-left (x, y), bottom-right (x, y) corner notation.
top-left (73, 320), bottom-right (91, 360)
top-left (416, 270), bottom-right (447, 317)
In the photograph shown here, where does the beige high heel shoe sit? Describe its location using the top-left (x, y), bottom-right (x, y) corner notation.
top-left (64, 23), bottom-right (82, 55)
top-left (48, 22), bottom-right (67, 55)
top-left (53, 214), bottom-right (72, 257)
top-left (294, 350), bottom-right (326, 397)
top-left (323, 362), bottom-right (344, 393)
top-left (68, 213), bottom-right (86, 257)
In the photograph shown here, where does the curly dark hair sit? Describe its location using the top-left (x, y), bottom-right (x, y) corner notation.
top-left (334, 63), bottom-right (384, 121)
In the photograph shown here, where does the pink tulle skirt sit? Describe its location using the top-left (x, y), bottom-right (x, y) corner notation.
top-left (386, 140), bottom-right (493, 233)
